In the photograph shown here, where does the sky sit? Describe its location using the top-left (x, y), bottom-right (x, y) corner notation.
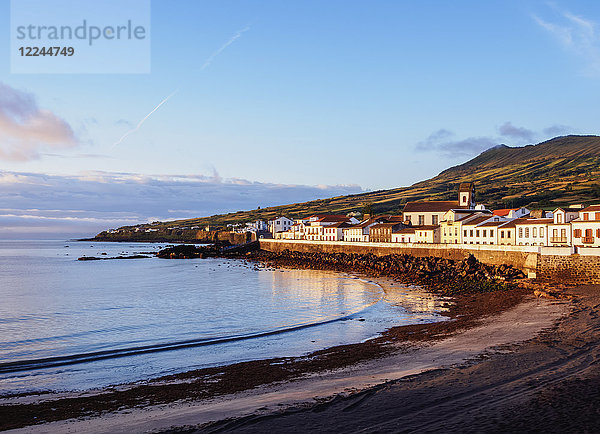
top-left (1, 0), bottom-right (600, 238)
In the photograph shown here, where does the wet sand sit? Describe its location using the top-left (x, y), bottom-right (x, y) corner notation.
top-left (188, 286), bottom-right (600, 434)
top-left (1, 281), bottom-right (573, 433)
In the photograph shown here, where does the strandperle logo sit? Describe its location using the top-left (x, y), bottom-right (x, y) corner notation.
top-left (10, 0), bottom-right (151, 74)
top-left (15, 20), bottom-right (147, 46)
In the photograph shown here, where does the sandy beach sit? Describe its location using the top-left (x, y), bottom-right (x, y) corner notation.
top-left (1, 275), bottom-right (581, 433)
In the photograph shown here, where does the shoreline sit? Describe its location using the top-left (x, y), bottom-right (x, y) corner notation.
top-left (0, 274), bottom-right (536, 431)
top-left (193, 286), bottom-right (598, 434)
top-left (1, 286), bottom-right (571, 433)
top-left (0, 249), bottom-right (568, 432)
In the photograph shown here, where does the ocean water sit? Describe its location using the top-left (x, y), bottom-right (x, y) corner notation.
top-left (0, 240), bottom-right (448, 394)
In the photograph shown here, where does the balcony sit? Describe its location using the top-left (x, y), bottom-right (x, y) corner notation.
top-left (550, 237), bottom-right (568, 244)
top-left (582, 237), bottom-right (595, 244)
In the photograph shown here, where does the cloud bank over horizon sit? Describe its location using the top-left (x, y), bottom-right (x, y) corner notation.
top-left (0, 171), bottom-right (363, 239)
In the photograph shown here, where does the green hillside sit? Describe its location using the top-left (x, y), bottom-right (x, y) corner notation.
top-left (109, 135), bottom-right (600, 231)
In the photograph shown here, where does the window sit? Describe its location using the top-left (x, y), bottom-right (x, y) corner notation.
top-left (483, 230), bottom-right (487, 237)
top-left (490, 230), bottom-right (494, 237)
top-left (533, 227), bottom-right (537, 237)
top-left (596, 212), bottom-right (600, 221)
top-left (574, 229), bottom-right (582, 237)
top-left (519, 228), bottom-right (523, 237)
top-left (584, 213), bottom-right (590, 221)
top-left (597, 229), bottom-right (600, 237)
top-left (418, 215), bottom-right (425, 225)
top-left (525, 228), bottom-right (530, 237)
top-left (561, 229), bottom-right (566, 238)
top-left (508, 231), bottom-right (511, 238)
top-left (586, 229), bottom-right (593, 237)
top-left (470, 230), bottom-right (473, 237)
top-left (540, 227), bottom-right (544, 237)
top-left (464, 230), bottom-right (467, 237)
top-left (432, 215), bottom-right (438, 225)
top-left (476, 230), bottom-right (480, 237)
top-left (455, 228), bottom-right (458, 236)
top-left (406, 215), bottom-right (411, 222)
top-left (501, 231), bottom-right (505, 239)
top-left (557, 214), bottom-right (563, 223)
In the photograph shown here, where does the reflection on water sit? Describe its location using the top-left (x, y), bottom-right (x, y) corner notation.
top-left (0, 241), bottom-right (447, 394)
top-left (382, 283), bottom-right (451, 314)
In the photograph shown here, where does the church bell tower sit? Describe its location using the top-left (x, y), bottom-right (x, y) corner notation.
top-left (458, 183), bottom-right (475, 209)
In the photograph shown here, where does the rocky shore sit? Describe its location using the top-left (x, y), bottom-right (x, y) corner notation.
top-left (156, 244), bottom-right (526, 295)
top-left (247, 250), bottom-right (525, 295)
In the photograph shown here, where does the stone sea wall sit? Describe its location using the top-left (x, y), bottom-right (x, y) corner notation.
top-left (259, 240), bottom-right (600, 284)
top-left (260, 240), bottom-right (540, 275)
top-left (537, 255), bottom-right (600, 284)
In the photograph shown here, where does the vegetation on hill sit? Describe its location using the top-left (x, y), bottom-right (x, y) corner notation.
top-left (98, 135), bottom-right (600, 234)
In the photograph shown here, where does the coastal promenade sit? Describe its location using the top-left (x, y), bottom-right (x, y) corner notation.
top-left (260, 239), bottom-right (600, 284)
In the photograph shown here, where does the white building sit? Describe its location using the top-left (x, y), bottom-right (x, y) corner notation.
top-left (392, 227), bottom-right (416, 243)
top-left (571, 205), bottom-right (600, 248)
top-left (247, 220), bottom-right (268, 232)
top-left (548, 207), bottom-right (580, 246)
top-left (268, 216), bottom-right (294, 236)
top-left (323, 222), bottom-right (352, 241)
top-left (511, 218), bottom-right (552, 246)
top-left (301, 215), bottom-right (359, 241)
top-left (440, 210), bottom-right (493, 244)
top-left (462, 215), bottom-right (498, 245)
top-left (414, 226), bottom-right (440, 244)
top-left (343, 219), bottom-right (377, 242)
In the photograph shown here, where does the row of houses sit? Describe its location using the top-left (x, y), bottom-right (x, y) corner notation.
top-left (263, 183), bottom-right (600, 248)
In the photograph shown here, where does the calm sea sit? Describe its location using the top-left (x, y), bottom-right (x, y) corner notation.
top-left (0, 240), bottom-right (447, 394)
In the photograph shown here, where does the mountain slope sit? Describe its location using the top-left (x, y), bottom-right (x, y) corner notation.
top-left (112, 135), bottom-right (600, 230)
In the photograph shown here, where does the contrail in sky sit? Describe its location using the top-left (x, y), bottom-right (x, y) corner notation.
top-left (113, 25), bottom-right (250, 148)
top-left (201, 25), bottom-right (250, 70)
top-left (112, 91), bottom-right (178, 148)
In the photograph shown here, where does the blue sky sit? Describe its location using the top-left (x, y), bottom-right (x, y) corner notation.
top-left (0, 0), bottom-right (599, 237)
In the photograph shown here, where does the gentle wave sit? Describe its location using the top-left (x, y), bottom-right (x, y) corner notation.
top-left (0, 300), bottom-right (380, 374)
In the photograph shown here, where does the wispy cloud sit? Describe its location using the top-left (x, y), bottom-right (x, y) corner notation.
top-left (416, 129), bottom-right (496, 156)
top-left (497, 122), bottom-right (534, 141)
top-left (543, 124), bottom-right (570, 136)
top-left (0, 82), bottom-right (78, 161)
top-left (534, 6), bottom-right (600, 76)
top-left (416, 121), bottom-right (573, 157)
